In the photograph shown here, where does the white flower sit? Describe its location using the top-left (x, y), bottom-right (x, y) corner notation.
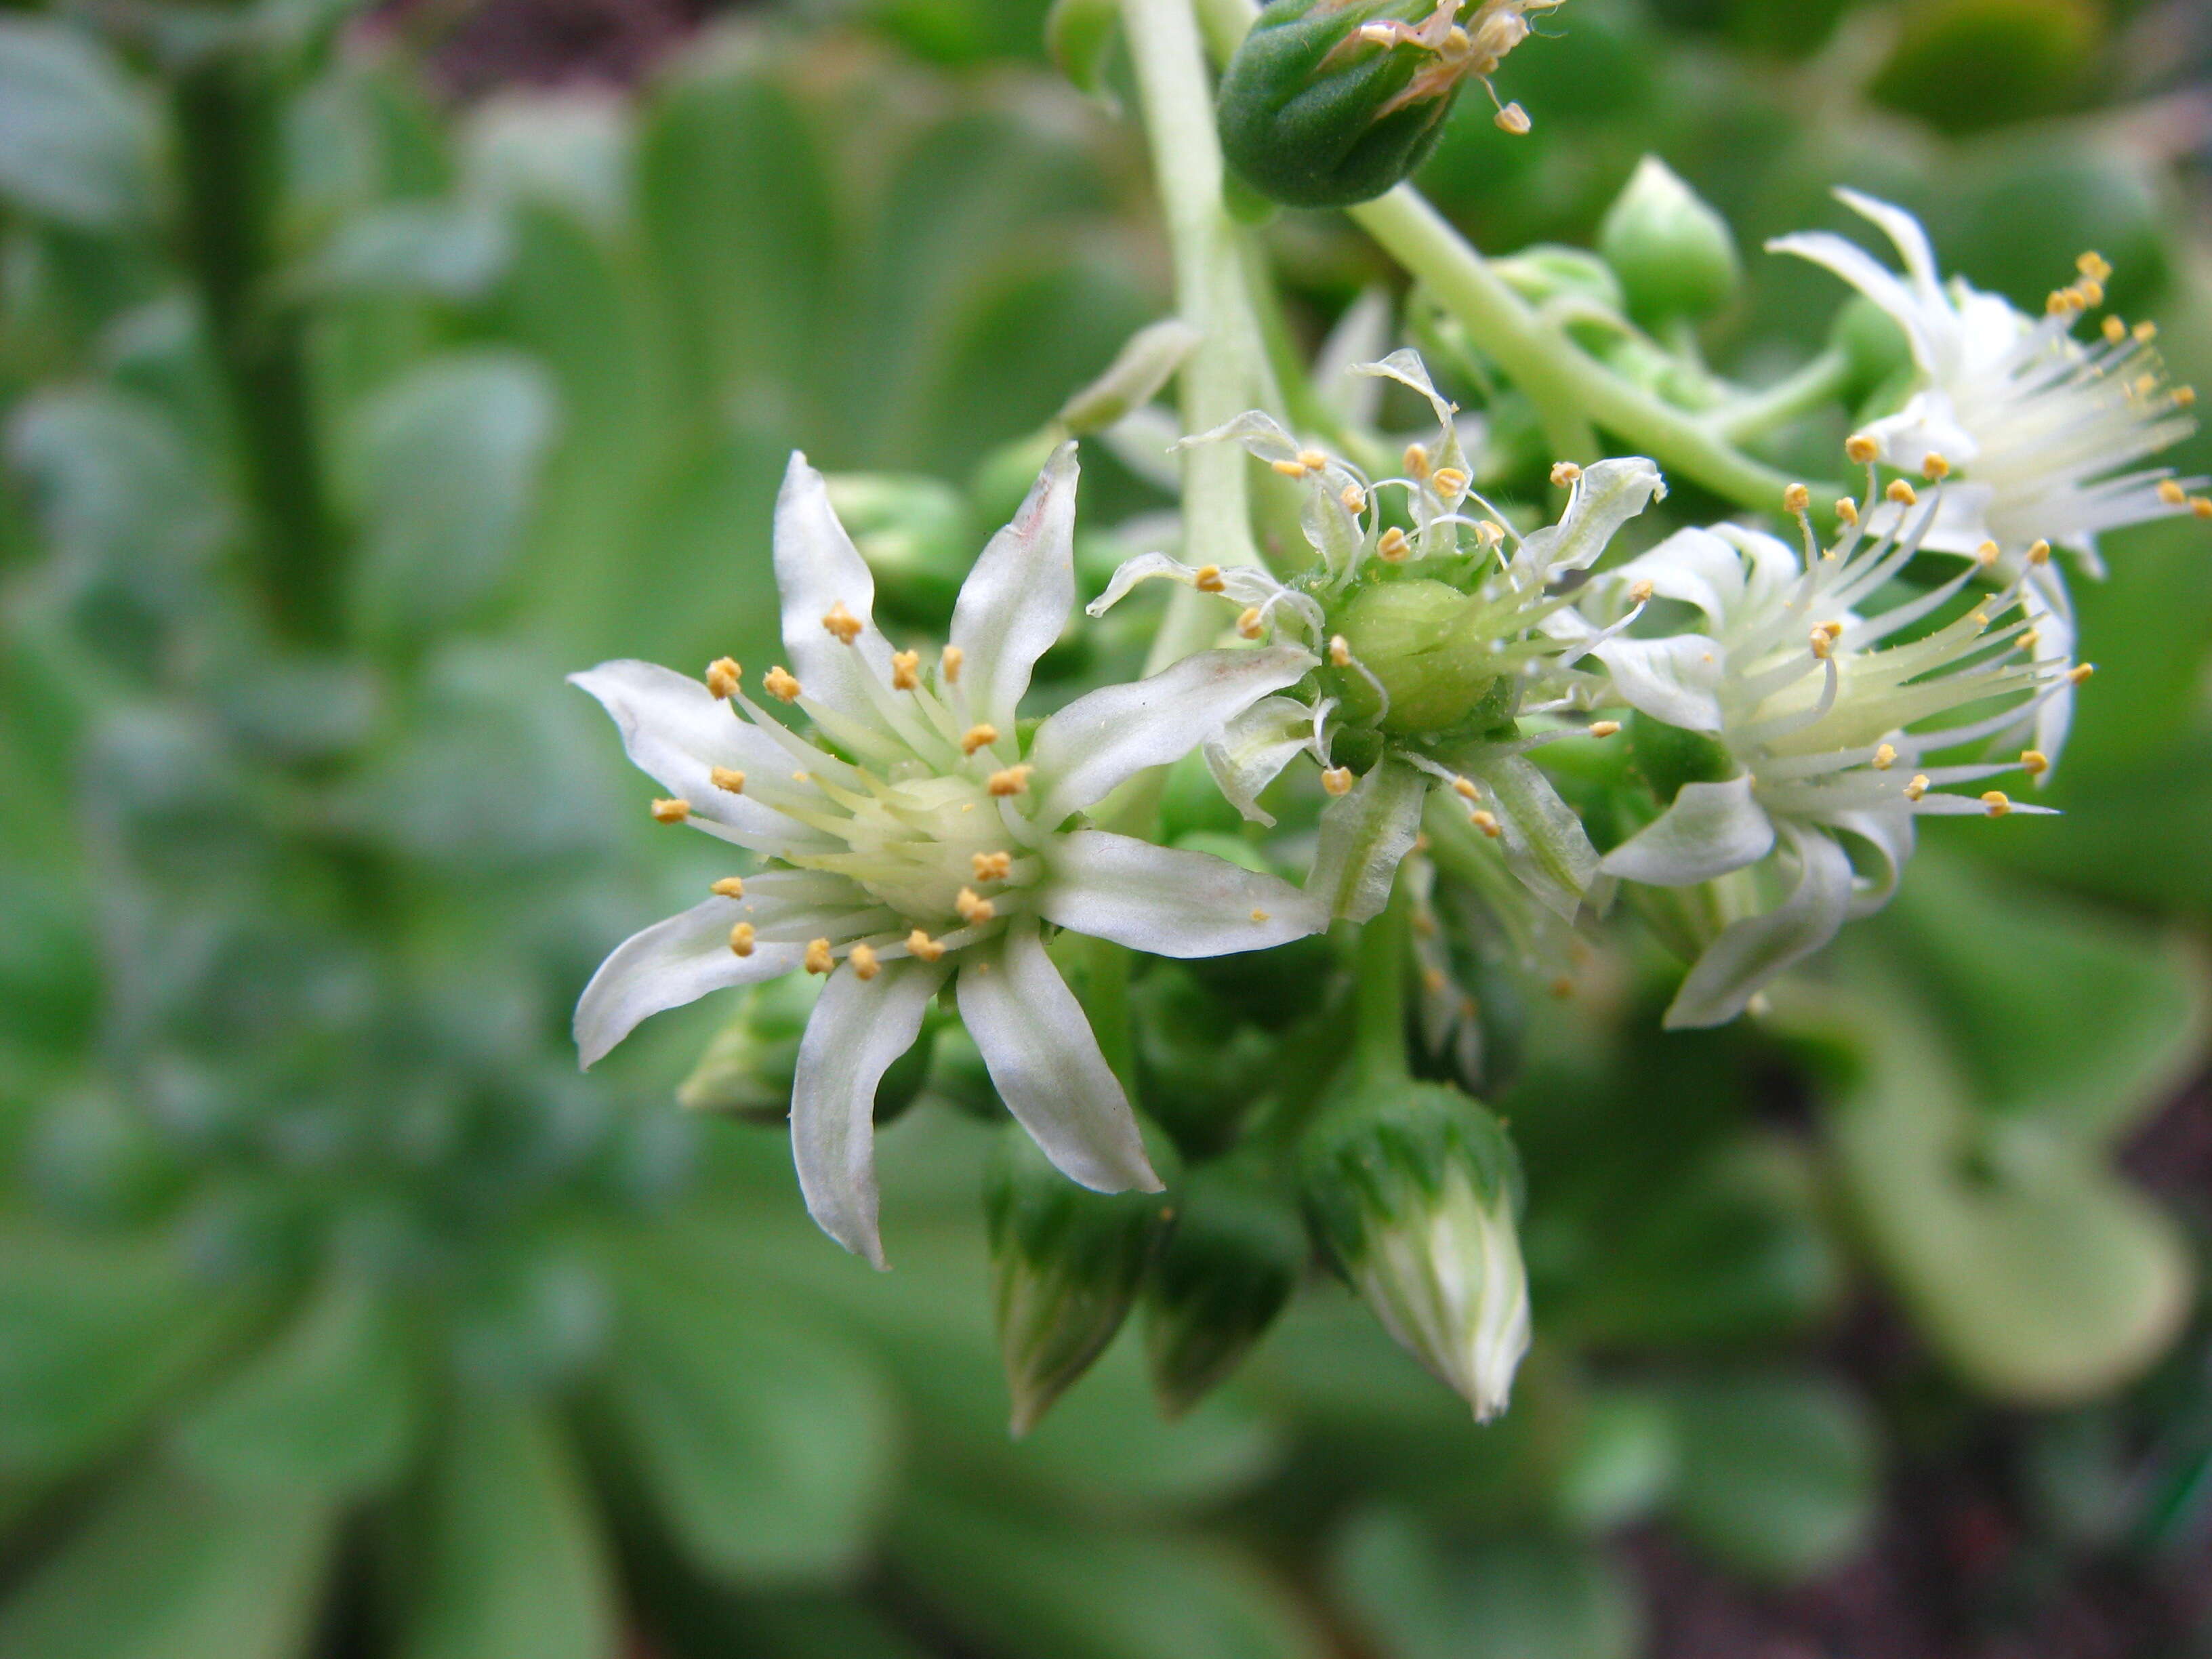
top-left (1771, 190), bottom-right (2203, 760)
top-left (572, 445), bottom-right (1326, 1265)
top-left (1582, 491), bottom-right (2072, 1028)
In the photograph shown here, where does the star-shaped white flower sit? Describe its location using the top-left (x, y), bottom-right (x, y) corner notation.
top-left (573, 445), bottom-right (1325, 1265)
top-left (1581, 489), bottom-right (2072, 1028)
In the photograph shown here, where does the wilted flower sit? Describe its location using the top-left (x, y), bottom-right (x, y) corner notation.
top-left (573, 446), bottom-right (1326, 1265)
top-left (1578, 483), bottom-right (2072, 1028)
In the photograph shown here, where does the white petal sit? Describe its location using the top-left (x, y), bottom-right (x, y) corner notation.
top-left (1601, 527), bottom-right (1744, 622)
top-left (1179, 409), bottom-right (1301, 465)
top-left (1601, 775), bottom-right (1773, 886)
top-left (1826, 807), bottom-right (1914, 918)
top-left (1860, 390), bottom-right (1980, 473)
top-left (2022, 571), bottom-right (2074, 771)
top-left (1834, 188), bottom-right (1945, 306)
top-left (956, 922), bottom-right (1160, 1194)
top-left (1352, 348), bottom-right (1456, 430)
top-left (1039, 829), bottom-right (1329, 955)
top-left (949, 442), bottom-right (1079, 733)
top-left (1204, 695), bottom-right (1314, 825)
top-left (1515, 456), bottom-right (1665, 578)
top-left (1765, 228), bottom-right (1944, 372)
top-left (574, 897), bottom-right (813, 1067)
top-left (1028, 644), bottom-right (1315, 829)
top-left (1663, 825), bottom-right (1854, 1029)
top-left (1593, 634), bottom-right (1725, 732)
top-left (1307, 756), bottom-right (1428, 922)
top-left (790, 956), bottom-right (949, 1268)
top-left (1479, 754), bottom-right (1601, 924)
top-left (773, 452), bottom-right (900, 724)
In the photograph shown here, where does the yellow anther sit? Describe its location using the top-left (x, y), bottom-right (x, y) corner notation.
top-left (2077, 279), bottom-right (2105, 308)
top-left (2133, 320), bottom-right (2158, 343)
top-left (1340, 483), bottom-right (1368, 514)
top-left (1298, 448), bottom-right (1329, 472)
top-left (956, 887), bottom-right (996, 924)
top-left (1845, 434), bottom-right (1880, 464)
top-left (907, 929), bottom-right (946, 963)
top-left (2068, 662), bottom-right (2095, 684)
top-left (1193, 565), bottom-right (1225, 593)
top-left (1589, 720), bottom-right (1621, 738)
top-left (940, 644), bottom-right (964, 683)
top-left (2175, 386), bottom-right (2198, 408)
top-left (705, 657), bottom-right (741, 698)
top-left (763, 665), bottom-right (801, 702)
top-left (1975, 540), bottom-right (2000, 567)
top-left (711, 876), bottom-right (746, 898)
top-left (2020, 749), bottom-right (2049, 776)
top-left (1494, 102), bottom-right (1532, 135)
top-left (1377, 526), bottom-right (1411, 562)
top-left (987, 764), bottom-right (1033, 797)
top-left (1835, 497), bottom-right (1860, 526)
top-left (710, 766), bottom-right (746, 794)
top-left (1782, 483), bottom-right (1810, 514)
top-left (820, 600), bottom-right (863, 644)
top-left (2193, 498), bottom-right (2212, 520)
top-left (1921, 453), bottom-right (1950, 482)
top-left (1904, 775), bottom-right (1929, 801)
top-left (2158, 479), bottom-right (2188, 506)
top-left (2027, 539), bottom-right (2051, 566)
top-left (1809, 628), bottom-right (1833, 659)
top-left (1431, 466), bottom-right (1469, 499)
top-left (2020, 629), bottom-right (2040, 651)
top-left (804, 938), bottom-right (834, 975)
top-left (1422, 966), bottom-right (1449, 996)
top-left (1271, 457), bottom-right (1310, 478)
top-left (848, 943), bottom-right (881, 981)
top-left (1885, 478), bottom-right (1919, 507)
top-left (728, 922), bottom-right (756, 957)
top-left (1872, 743), bottom-right (1896, 771)
top-left (892, 649), bottom-right (921, 691)
top-left (1470, 808), bottom-right (1502, 838)
top-left (1982, 790), bottom-right (2012, 817)
top-left (1452, 775), bottom-right (1479, 800)
top-left (1819, 619), bottom-right (1845, 639)
top-left (1550, 460), bottom-right (1582, 487)
top-left (2102, 315), bottom-right (2128, 344)
top-left (1628, 578), bottom-right (1654, 606)
top-left (651, 797), bottom-right (691, 824)
top-left (1328, 634), bottom-right (1352, 667)
top-left (1236, 607), bottom-right (1265, 639)
top-left (1321, 766), bottom-right (1354, 797)
top-left (1251, 909), bottom-right (1271, 924)
top-left (2077, 250), bottom-right (2112, 282)
top-left (1404, 443), bottom-right (1431, 479)
top-left (971, 850), bottom-right (1012, 882)
top-left (960, 723), bottom-right (1000, 756)
top-left (1474, 519), bottom-right (1504, 547)
top-left (2135, 373), bottom-right (2159, 396)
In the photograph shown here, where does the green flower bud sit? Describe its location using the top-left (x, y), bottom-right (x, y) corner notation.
top-left (1828, 293), bottom-right (1912, 401)
top-left (1626, 707), bottom-right (1735, 806)
top-left (1490, 243), bottom-right (1627, 314)
top-left (678, 975), bottom-right (933, 1128)
top-left (1143, 1155), bottom-right (1305, 1416)
top-left (1132, 960), bottom-right (1280, 1155)
top-left (1218, 0), bottom-right (1557, 209)
top-left (1326, 577), bottom-right (1513, 736)
top-left (985, 1120), bottom-right (1180, 1435)
top-left (822, 474), bottom-right (975, 625)
top-left (1299, 1078), bottom-right (1530, 1420)
top-left (1598, 155), bottom-right (1742, 323)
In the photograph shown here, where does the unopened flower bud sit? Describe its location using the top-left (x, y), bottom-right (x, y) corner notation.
top-left (1143, 1155), bottom-right (1305, 1416)
top-left (1299, 1079), bottom-right (1530, 1420)
top-left (1057, 318), bottom-right (1205, 434)
top-left (822, 474), bottom-right (975, 623)
top-left (985, 1120), bottom-right (1180, 1435)
top-left (1490, 244), bottom-right (1629, 315)
top-left (1598, 155), bottom-right (1741, 324)
top-left (1325, 577), bottom-right (1510, 736)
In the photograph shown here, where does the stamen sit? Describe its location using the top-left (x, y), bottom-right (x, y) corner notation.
top-left (1872, 743), bottom-right (1896, 771)
top-left (2158, 479), bottom-right (2187, 506)
top-left (1836, 498), bottom-right (1860, 526)
top-left (1470, 808), bottom-right (1502, 837)
top-left (1845, 434), bottom-right (1879, 464)
top-left (2020, 629), bottom-right (2040, 650)
top-left (848, 943), bottom-right (881, 981)
top-left (1271, 457), bottom-right (1309, 478)
top-left (907, 929), bottom-right (946, 963)
top-left (2102, 316), bottom-right (2128, 344)
top-left (1782, 483), bottom-right (1810, 514)
top-left (763, 666), bottom-right (802, 702)
top-left (2194, 498), bottom-right (2212, 519)
top-left (1322, 766), bottom-right (1354, 796)
top-left (1329, 634), bottom-right (1353, 667)
top-left (1975, 540), bottom-right (2000, 567)
top-left (1298, 448), bottom-right (1329, 471)
top-left (1404, 443), bottom-right (1431, 478)
top-left (729, 922), bottom-right (756, 956)
top-left (1809, 628), bottom-right (1833, 659)
top-left (1629, 579), bottom-right (1654, 605)
top-left (987, 764), bottom-right (1033, 796)
top-left (804, 937), bottom-right (834, 975)
top-left (1377, 527), bottom-right (1411, 562)
top-left (710, 766), bottom-right (746, 794)
top-left (1589, 720), bottom-right (1620, 738)
top-left (1341, 483), bottom-right (1368, 513)
top-left (1982, 791), bottom-right (2012, 817)
top-left (1494, 102), bottom-right (1532, 136)
top-left (2068, 663), bottom-right (2095, 684)
top-left (1452, 775), bottom-right (1478, 799)
top-left (711, 876), bottom-right (746, 897)
top-left (705, 657), bottom-right (741, 698)
top-left (2076, 279), bottom-right (2105, 308)
top-left (1904, 775), bottom-right (1929, 801)
top-left (2134, 321), bottom-right (2158, 342)
top-left (821, 601), bottom-right (863, 644)
top-left (956, 887), bottom-right (996, 923)
top-left (1431, 466), bottom-right (1469, 499)
top-left (651, 797), bottom-right (691, 823)
top-left (2027, 539), bottom-right (2051, 566)
top-left (1252, 909), bottom-right (1271, 923)
top-left (1885, 479), bottom-right (1919, 507)
top-left (2175, 386), bottom-right (2197, 407)
top-left (1236, 607), bottom-right (1265, 639)
top-left (1193, 565), bottom-right (1225, 593)
top-left (960, 723), bottom-right (999, 755)
top-left (941, 644), bottom-right (964, 683)
top-left (971, 850), bottom-right (1012, 882)
top-left (2020, 749), bottom-right (2049, 776)
top-left (2077, 250), bottom-right (2112, 283)
top-left (892, 649), bottom-right (921, 691)
top-left (1475, 520), bottom-right (1504, 547)
top-left (1549, 460), bottom-right (1582, 487)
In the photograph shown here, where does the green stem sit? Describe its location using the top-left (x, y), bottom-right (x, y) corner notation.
top-left (1708, 345), bottom-right (1855, 443)
top-left (1350, 880), bottom-right (1412, 1084)
top-left (173, 52), bottom-right (342, 646)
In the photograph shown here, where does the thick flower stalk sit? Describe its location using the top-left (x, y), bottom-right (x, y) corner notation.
top-left (1578, 476), bottom-right (2078, 1028)
top-left (573, 446), bottom-right (1326, 1265)
top-left (1771, 190), bottom-right (2205, 760)
top-left (1092, 350), bottom-right (1663, 924)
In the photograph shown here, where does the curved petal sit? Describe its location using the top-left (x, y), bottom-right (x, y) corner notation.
top-left (1515, 456), bottom-right (1665, 579)
top-left (1028, 644), bottom-right (1315, 829)
top-left (1826, 806), bottom-right (1914, 918)
top-left (1766, 228), bottom-right (1944, 371)
top-left (1834, 188), bottom-right (1945, 307)
top-left (1663, 825), bottom-right (1854, 1029)
top-left (773, 452), bottom-right (900, 725)
top-left (949, 442), bottom-right (1079, 734)
top-left (1204, 695), bottom-right (1314, 825)
top-left (1603, 527), bottom-right (1744, 623)
top-left (1039, 830), bottom-right (1329, 956)
top-left (1601, 775), bottom-right (1774, 886)
top-left (790, 956), bottom-right (949, 1268)
top-left (1307, 755), bottom-right (1429, 923)
top-left (956, 922), bottom-right (1159, 1195)
top-left (575, 897), bottom-right (811, 1067)
top-left (1593, 634), bottom-right (1725, 732)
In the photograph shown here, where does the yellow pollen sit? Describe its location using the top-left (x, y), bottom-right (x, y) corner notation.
top-left (1193, 565), bottom-right (1225, 593)
top-left (1475, 520), bottom-right (1504, 547)
top-left (1470, 808), bottom-right (1502, 838)
top-left (651, 797), bottom-right (690, 824)
top-left (1782, 483), bottom-right (1810, 514)
top-left (1921, 453), bottom-right (1950, 481)
top-left (1809, 629), bottom-right (1832, 659)
top-left (1836, 498), bottom-right (1859, 526)
top-left (764, 665), bottom-right (801, 702)
top-left (1250, 909), bottom-right (1270, 923)
top-left (2102, 315), bottom-right (2128, 344)
top-left (1975, 540), bottom-right (2000, 567)
top-left (728, 922), bottom-right (756, 957)
top-left (1298, 448), bottom-right (1329, 471)
top-left (792, 771), bottom-right (808, 783)
top-left (1550, 460), bottom-right (1582, 487)
top-left (711, 876), bottom-right (746, 898)
top-left (1885, 479), bottom-right (1919, 507)
top-left (2027, 539), bottom-right (2051, 566)
top-left (971, 850), bottom-right (1012, 882)
top-left (2175, 386), bottom-right (2197, 407)
top-left (1431, 466), bottom-right (1469, 499)
top-left (1321, 766), bottom-right (1354, 797)
top-left (956, 887), bottom-right (995, 923)
top-left (940, 644), bottom-right (964, 683)
top-left (2020, 749), bottom-right (2049, 775)
top-left (705, 657), bottom-right (741, 698)
top-left (1872, 743), bottom-right (1896, 771)
top-left (906, 929), bottom-right (945, 963)
top-left (2158, 479), bottom-right (2188, 506)
top-left (1904, 775), bottom-right (1929, 801)
top-left (804, 938), bottom-right (834, 975)
top-left (1328, 634), bottom-right (1352, 667)
top-left (2020, 629), bottom-right (2040, 650)
top-left (820, 601), bottom-right (863, 644)
top-left (710, 766), bottom-right (746, 794)
top-left (1494, 102), bottom-right (1532, 136)
top-left (848, 943), bottom-right (881, 981)
top-left (2068, 663), bottom-right (2095, 684)
top-left (2077, 251), bottom-right (2112, 282)
top-left (892, 649), bottom-right (921, 691)
top-left (1589, 720), bottom-right (1620, 738)
top-left (2135, 373), bottom-right (2159, 396)
top-left (1982, 791), bottom-right (2012, 817)
top-left (1452, 775), bottom-right (1478, 800)
top-left (2193, 498), bottom-right (2212, 520)
top-left (1819, 619), bottom-right (1845, 639)
top-left (2077, 279), bottom-right (2105, 308)
top-left (2133, 321), bottom-right (2158, 343)
top-left (960, 723), bottom-right (1000, 756)
top-left (1404, 443), bottom-right (1431, 478)
top-left (1845, 434), bottom-right (1879, 464)
top-left (1377, 526), bottom-right (1411, 562)
top-left (1340, 483), bottom-right (1368, 514)
top-left (1271, 457), bottom-right (1310, 478)
top-left (1236, 607), bottom-right (1265, 639)
top-left (1629, 579), bottom-right (1654, 606)
top-left (987, 764), bottom-right (1033, 797)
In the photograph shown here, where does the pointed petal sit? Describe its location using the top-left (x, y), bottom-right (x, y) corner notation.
top-left (1765, 228), bottom-right (1944, 371)
top-left (575, 897), bottom-right (811, 1067)
top-left (1834, 188), bottom-right (1945, 304)
top-left (1826, 807), bottom-right (1914, 918)
top-left (1593, 634), bottom-right (1725, 732)
top-left (1040, 829), bottom-right (1329, 956)
top-left (1352, 348), bottom-right (1456, 430)
top-left (1203, 695), bottom-right (1314, 825)
top-left (1601, 775), bottom-right (1774, 886)
top-left (1664, 825), bottom-right (1854, 1029)
top-left (1515, 456), bottom-right (1665, 578)
top-left (773, 452), bottom-right (900, 724)
top-left (1028, 645), bottom-right (1315, 829)
top-left (790, 956), bottom-right (949, 1268)
top-left (1307, 756), bottom-right (1429, 922)
top-left (1601, 526), bottom-right (1746, 622)
top-left (1479, 754), bottom-right (1602, 924)
top-left (949, 442), bottom-right (1079, 733)
top-left (956, 922), bottom-right (1159, 1194)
